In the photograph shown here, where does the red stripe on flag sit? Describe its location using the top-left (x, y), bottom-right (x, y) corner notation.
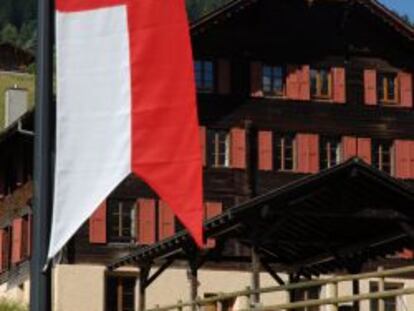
top-left (128, 0), bottom-right (204, 247)
top-left (56, 0), bottom-right (127, 12)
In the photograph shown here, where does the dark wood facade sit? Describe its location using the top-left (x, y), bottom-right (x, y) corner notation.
top-left (1, 0), bottom-right (414, 274)
top-left (73, 0), bottom-right (414, 266)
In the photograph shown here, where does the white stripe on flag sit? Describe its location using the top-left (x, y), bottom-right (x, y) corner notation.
top-left (49, 5), bottom-right (132, 259)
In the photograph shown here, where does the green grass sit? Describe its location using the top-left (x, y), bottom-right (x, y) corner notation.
top-left (0, 299), bottom-right (27, 311)
top-left (0, 72), bottom-right (35, 129)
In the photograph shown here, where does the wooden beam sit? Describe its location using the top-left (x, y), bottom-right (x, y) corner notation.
top-left (251, 246), bottom-right (261, 304)
top-left (258, 259), bottom-right (285, 286)
top-left (146, 259), bottom-right (174, 288)
top-left (138, 263), bottom-right (152, 311)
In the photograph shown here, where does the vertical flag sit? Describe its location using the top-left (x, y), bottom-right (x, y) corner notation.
top-left (49, 0), bottom-right (203, 259)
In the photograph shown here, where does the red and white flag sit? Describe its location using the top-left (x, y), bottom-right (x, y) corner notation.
top-left (49, 0), bottom-right (203, 259)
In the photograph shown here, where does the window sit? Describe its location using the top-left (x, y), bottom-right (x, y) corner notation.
top-left (372, 140), bottom-right (394, 175)
top-left (262, 65), bottom-right (285, 97)
top-left (320, 137), bottom-right (342, 169)
top-left (292, 286), bottom-right (321, 311)
top-left (370, 282), bottom-right (403, 311)
top-left (311, 68), bottom-right (332, 99)
top-left (378, 72), bottom-right (399, 105)
top-left (108, 200), bottom-right (136, 243)
top-left (195, 60), bottom-right (214, 93)
top-left (274, 134), bottom-right (296, 171)
top-left (207, 129), bottom-right (230, 168)
top-left (106, 276), bottom-right (136, 311)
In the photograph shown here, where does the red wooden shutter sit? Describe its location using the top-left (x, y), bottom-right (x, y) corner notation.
top-left (399, 72), bottom-right (413, 108)
top-left (286, 65), bottom-right (300, 100)
top-left (342, 136), bottom-right (357, 161)
top-left (296, 134), bottom-right (308, 173)
top-left (333, 67), bottom-right (346, 104)
top-left (158, 201), bottom-right (175, 240)
top-left (308, 134), bottom-right (319, 173)
top-left (218, 59), bottom-right (231, 95)
top-left (11, 218), bottom-right (23, 265)
top-left (258, 131), bottom-right (273, 171)
top-left (27, 215), bottom-right (32, 257)
top-left (231, 128), bottom-right (246, 169)
top-left (357, 138), bottom-right (372, 164)
top-left (250, 62), bottom-right (263, 97)
top-left (199, 126), bottom-right (206, 167)
top-left (21, 217), bottom-right (28, 259)
top-left (205, 202), bottom-right (223, 219)
top-left (137, 198), bottom-right (156, 245)
top-left (364, 70), bottom-right (377, 105)
top-left (205, 202), bottom-right (223, 248)
top-left (0, 229), bottom-right (7, 272)
top-left (399, 249), bottom-right (414, 259)
top-left (296, 134), bottom-right (319, 173)
top-left (89, 201), bottom-right (107, 244)
top-left (409, 141), bottom-right (414, 179)
top-left (395, 140), bottom-right (411, 179)
top-left (299, 65), bottom-right (310, 101)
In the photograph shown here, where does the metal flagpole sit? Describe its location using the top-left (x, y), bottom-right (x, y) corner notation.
top-left (30, 0), bottom-right (54, 309)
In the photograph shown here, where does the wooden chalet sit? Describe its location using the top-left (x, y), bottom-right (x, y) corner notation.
top-left (0, 0), bottom-right (414, 310)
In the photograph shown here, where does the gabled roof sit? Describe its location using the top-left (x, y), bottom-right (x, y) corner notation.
top-left (191, 0), bottom-right (414, 42)
top-left (109, 159), bottom-right (414, 275)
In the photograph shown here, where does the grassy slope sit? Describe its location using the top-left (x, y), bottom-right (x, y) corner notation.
top-left (0, 72), bottom-right (35, 129)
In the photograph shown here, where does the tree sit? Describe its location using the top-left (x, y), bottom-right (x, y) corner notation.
top-left (1, 23), bottom-right (18, 45)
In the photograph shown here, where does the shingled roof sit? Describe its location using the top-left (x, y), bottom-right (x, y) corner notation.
top-left (191, 0), bottom-right (414, 42)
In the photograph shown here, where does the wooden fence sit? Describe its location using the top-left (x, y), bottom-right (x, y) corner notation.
top-left (147, 265), bottom-right (414, 311)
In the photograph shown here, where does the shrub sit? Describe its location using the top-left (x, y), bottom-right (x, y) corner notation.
top-left (0, 299), bottom-right (27, 311)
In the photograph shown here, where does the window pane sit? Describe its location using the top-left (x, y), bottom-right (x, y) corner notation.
top-left (320, 70), bottom-right (329, 95)
top-left (310, 70), bottom-right (318, 96)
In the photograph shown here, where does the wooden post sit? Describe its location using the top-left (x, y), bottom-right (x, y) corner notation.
top-left (352, 279), bottom-right (360, 311)
top-left (378, 267), bottom-right (385, 311)
top-left (139, 265), bottom-right (151, 311)
top-left (251, 246), bottom-right (260, 305)
top-left (188, 261), bottom-right (198, 311)
top-left (326, 282), bottom-right (338, 311)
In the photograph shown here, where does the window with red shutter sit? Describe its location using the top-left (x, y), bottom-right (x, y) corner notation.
top-left (342, 136), bottom-right (357, 160)
top-left (399, 72), bottom-right (413, 108)
top-left (274, 133), bottom-right (296, 171)
top-left (372, 140), bottom-right (393, 175)
top-left (357, 138), bottom-right (372, 164)
top-left (250, 62), bottom-right (263, 97)
top-left (320, 136), bottom-right (342, 169)
top-left (89, 201), bottom-right (107, 244)
top-left (11, 218), bottom-right (23, 265)
top-left (137, 199), bottom-right (156, 245)
top-left (258, 131), bottom-right (273, 171)
top-left (218, 59), bottom-right (231, 95)
top-left (199, 126), bottom-right (206, 167)
top-left (332, 67), bottom-right (346, 104)
top-left (262, 65), bottom-right (286, 97)
top-left (207, 129), bottom-right (230, 168)
top-left (158, 201), bottom-right (175, 240)
top-left (230, 128), bottom-right (246, 169)
top-left (364, 70), bottom-right (377, 105)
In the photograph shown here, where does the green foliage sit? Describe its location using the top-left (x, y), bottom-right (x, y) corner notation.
top-left (0, 299), bottom-right (27, 311)
top-left (1, 24), bottom-right (18, 45)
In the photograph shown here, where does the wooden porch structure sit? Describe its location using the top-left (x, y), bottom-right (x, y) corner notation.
top-left (108, 158), bottom-right (414, 311)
